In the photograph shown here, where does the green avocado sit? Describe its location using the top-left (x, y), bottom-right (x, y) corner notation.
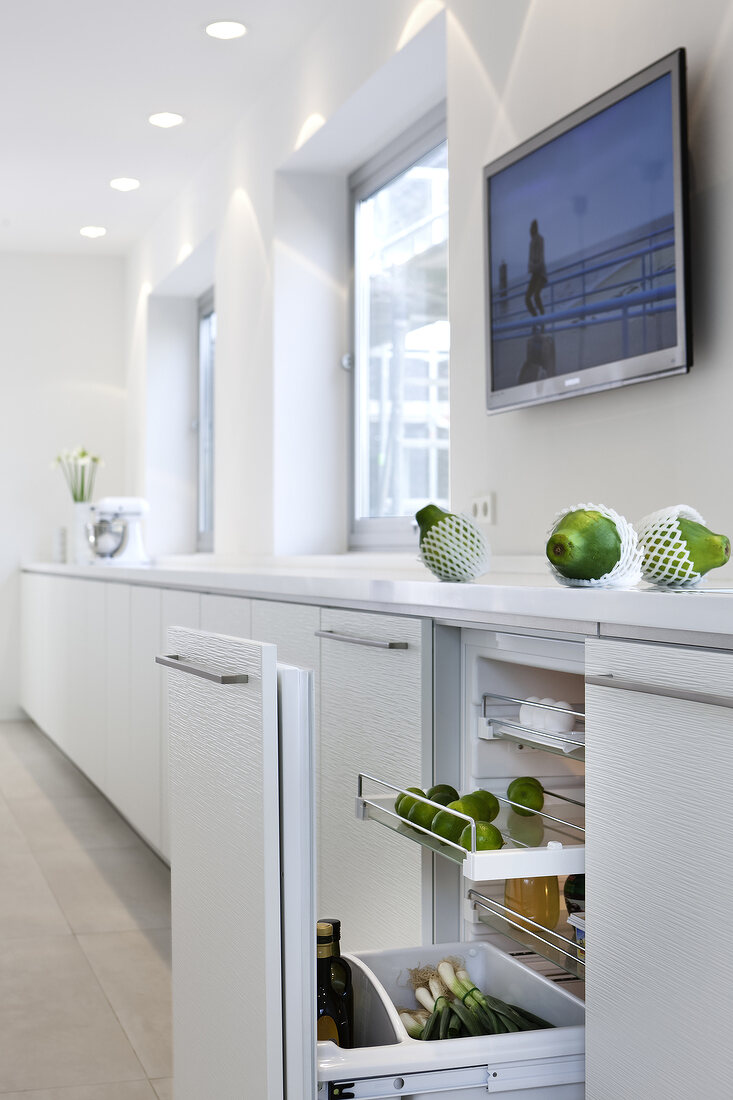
top-left (415, 504), bottom-right (450, 544)
top-left (546, 509), bottom-right (621, 580)
top-left (676, 518), bottom-right (730, 577)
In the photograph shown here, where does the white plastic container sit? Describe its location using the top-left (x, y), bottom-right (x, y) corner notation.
top-left (317, 941), bottom-right (585, 1098)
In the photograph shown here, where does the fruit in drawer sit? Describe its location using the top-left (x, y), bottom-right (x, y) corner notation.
top-left (545, 509), bottom-right (621, 580)
top-left (459, 821), bottom-right (504, 851)
top-left (462, 789), bottom-right (500, 823)
top-left (426, 783), bottom-right (460, 806)
top-left (395, 788), bottom-right (425, 818)
top-left (432, 801), bottom-right (469, 844)
top-left (507, 777), bottom-right (544, 817)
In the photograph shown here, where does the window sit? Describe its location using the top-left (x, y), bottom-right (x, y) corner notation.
top-left (197, 289), bottom-right (215, 551)
top-left (350, 111), bottom-right (449, 547)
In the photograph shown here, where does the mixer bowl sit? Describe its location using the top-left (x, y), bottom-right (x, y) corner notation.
top-left (86, 518), bottom-right (127, 559)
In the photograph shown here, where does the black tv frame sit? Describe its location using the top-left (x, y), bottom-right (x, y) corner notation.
top-left (484, 49), bottom-right (692, 413)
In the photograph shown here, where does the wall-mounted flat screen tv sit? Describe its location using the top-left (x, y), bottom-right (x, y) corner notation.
top-left (484, 49), bottom-right (691, 413)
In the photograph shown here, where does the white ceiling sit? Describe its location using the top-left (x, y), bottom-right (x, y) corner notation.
top-left (0, 0), bottom-right (335, 255)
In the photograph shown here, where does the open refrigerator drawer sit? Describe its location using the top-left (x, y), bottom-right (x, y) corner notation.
top-left (317, 942), bottom-right (584, 1099)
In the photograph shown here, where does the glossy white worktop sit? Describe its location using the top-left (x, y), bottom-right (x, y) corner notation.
top-left (22, 554), bottom-right (733, 640)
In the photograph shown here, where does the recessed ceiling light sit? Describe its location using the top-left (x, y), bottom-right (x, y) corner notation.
top-left (148, 112), bottom-right (184, 129)
top-left (110, 177), bottom-right (140, 192)
top-left (206, 20), bottom-right (247, 39)
top-left (80, 226), bottom-right (106, 239)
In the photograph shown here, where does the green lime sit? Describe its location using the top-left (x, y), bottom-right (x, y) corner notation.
top-left (463, 789), bottom-right (500, 823)
top-left (459, 821), bottom-right (504, 851)
top-left (507, 779), bottom-right (544, 817)
top-left (432, 800), bottom-right (469, 844)
top-left (426, 783), bottom-right (460, 806)
top-left (395, 787), bottom-right (425, 818)
top-left (407, 798), bottom-right (440, 832)
top-left (508, 776), bottom-right (543, 798)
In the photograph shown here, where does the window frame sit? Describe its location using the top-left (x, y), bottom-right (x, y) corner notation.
top-left (348, 104), bottom-right (448, 550)
top-left (197, 288), bottom-right (215, 553)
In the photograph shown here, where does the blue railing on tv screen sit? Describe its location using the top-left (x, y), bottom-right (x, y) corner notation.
top-left (492, 225), bottom-right (677, 353)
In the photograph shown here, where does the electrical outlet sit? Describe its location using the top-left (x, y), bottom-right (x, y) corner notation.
top-left (470, 493), bottom-right (495, 525)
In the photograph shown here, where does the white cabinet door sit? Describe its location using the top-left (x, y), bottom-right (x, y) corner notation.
top-left (318, 608), bottom-right (429, 952)
top-left (159, 590), bottom-right (200, 860)
top-left (585, 638), bottom-right (733, 1100)
top-left (126, 586), bottom-right (162, 849)
top-left (251, 599), bottom-right (320, 672)
top-left (20, 571), bottom-right (51, 731)
top-left (166, 627), bottom-right (291, 1100)
top-left (200, 593), bottom-right (252, 637)
top-left (64, 578), bottom-right (106, 790)
top-left (105, 582), bottom-right (131, 816)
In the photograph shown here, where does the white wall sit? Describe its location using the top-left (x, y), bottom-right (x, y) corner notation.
top-left (447, 0), bottom-right (733, 552)
top-left (0, 253), bottom-right (126, 716)
top-left (126, 1), bottom-right (447, 557)
top-left (127, 0), bottom-right (733, 561)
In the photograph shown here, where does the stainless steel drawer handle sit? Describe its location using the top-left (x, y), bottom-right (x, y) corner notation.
top-left (315, 630), bottom-right (408, 650)
top-left (586, 672), bottom-right (733, 710)
top-left (155, 654), bottom-right (249, 685)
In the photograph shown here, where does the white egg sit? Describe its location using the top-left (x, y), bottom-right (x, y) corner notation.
top-left (519, 697), bottom-right (545, 730)
top-left (543, 699), bottom-right (576, 734)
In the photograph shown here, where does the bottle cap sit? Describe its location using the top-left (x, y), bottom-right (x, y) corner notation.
top-left (316, 921), bottom-right (333, 943)
top-left (320, 918), bottom-right (340, 940)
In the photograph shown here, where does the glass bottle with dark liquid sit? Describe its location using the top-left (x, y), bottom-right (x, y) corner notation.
top-left (321, 917), bottom-right (354, 1042)
top-left (316, 922), bottom-right (352, 1047)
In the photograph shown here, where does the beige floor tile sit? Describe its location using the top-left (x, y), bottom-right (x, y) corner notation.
top-left (78, 929), bottom-right (172, 1080)
top-left (150, 1080), bottom-right (173, 1100)
top-left (0, 794), bottom-right (31, 854)
top-left (9, 792), bottom-right (139, 854)
top-left (0, 743), bottom-right (95, 802)
top-left (0, 853), bottom-right (70, 939)
top-left (0, 935), bottom-right (146, 1092)
top-left (35, 844), bottom-right (171, 934)
top-left (0, 1082), bottom-right (158, 1099)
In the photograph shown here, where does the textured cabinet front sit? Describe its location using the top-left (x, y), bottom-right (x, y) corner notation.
top-left (200, 593), bottom-right (252, 638)
top-left (318, 608), bottom-right (427, 952)
top-left (20, 571), bottom-right (50, 730)
top-left (167, 628), bottom-right (282, 1100)
top-left (65, 578), bottom-right (106, 790)
top-left (159, 590), bottom-right (200, 860)
top-left (105, 582), bottom-right (131, 818)
top-left (585, 641), bottom-right (733, 1099)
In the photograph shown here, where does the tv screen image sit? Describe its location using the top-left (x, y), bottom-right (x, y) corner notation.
top-left (484, 50), bottom-right (690, 412)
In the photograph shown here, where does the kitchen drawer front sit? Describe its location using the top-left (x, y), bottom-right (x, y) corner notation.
top-left (586, 636), bottom-right (733, 703)
top-left (318, 608), bottom-right (429, 953)
top-left (585, 641), bottom-right (733, 1098)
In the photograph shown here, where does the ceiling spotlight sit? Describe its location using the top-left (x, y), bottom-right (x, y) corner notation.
top-left (148, 112), bottom-right (184, 128)
top-left (110, 177), bottom-right (140, 192)
top-left (206, 21), bottom-right (247, 39)
top-left (80, 226), bottom-right (107, 239)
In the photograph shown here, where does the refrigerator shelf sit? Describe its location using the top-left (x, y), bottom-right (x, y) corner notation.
top-left (468, 889), bottom-right (586, 981)
top-left (481, 693), bottom-right (586, 759)
top-left (356, 775), bottom-right (585, 882)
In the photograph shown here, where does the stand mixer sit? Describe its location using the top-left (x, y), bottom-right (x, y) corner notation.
top-left (87, 497), bottom-right (150, 565)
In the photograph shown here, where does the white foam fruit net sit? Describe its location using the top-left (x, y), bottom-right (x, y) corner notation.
top-left (635, 504), bottom-right (706, 587)
top-left (419, 513), bottom-right (491, 583)
top-left (547, 502), bottom-right (643, 588)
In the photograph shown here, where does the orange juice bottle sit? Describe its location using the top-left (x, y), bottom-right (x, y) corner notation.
top-left (504, 876), bottom-right (560, 931)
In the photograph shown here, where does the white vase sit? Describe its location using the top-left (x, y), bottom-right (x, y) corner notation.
top-left (72, 502), bottom-right (93, 564)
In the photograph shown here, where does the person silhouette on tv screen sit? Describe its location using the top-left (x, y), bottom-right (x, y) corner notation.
top-left (525, 219), bottom-right (547, 317)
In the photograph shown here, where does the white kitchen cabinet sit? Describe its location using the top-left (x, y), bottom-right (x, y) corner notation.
top-left (20, 570), bottom-right (51, 732)
top-left (124, 585), bottom-right (163, 849)
top-left (64, 578), bottom-right (106, 790)
top-left (105, 582), bottom-right (131, 818)
top-left (585, 638), bottom-right (733, 1100)
top-left (159, 589), bottom-right (201, 859)
top-left (318, 607), bottom-right (430, 952)
top-left (200, 593), bottom-right (252, 637)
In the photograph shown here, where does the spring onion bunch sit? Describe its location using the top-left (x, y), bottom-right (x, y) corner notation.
top-left (403, 958), bottom-right (553, 1041)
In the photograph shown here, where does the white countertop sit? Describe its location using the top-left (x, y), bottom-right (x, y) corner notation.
top-left (22, 554), bottom-right (733, 640)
